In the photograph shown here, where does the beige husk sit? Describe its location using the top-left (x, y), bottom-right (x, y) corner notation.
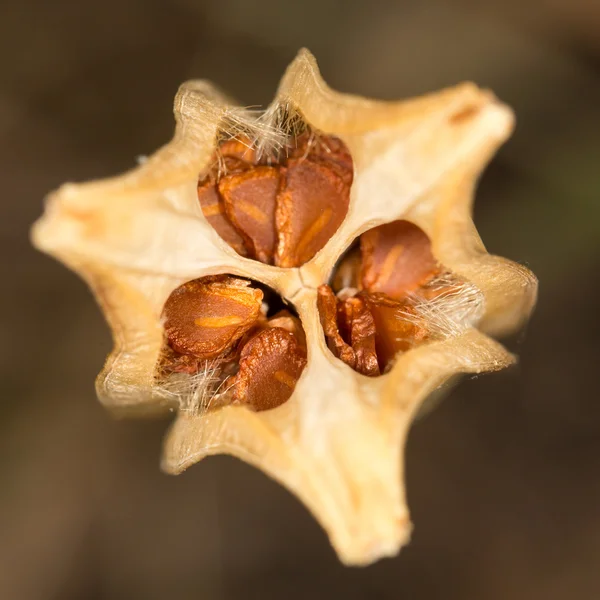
top-left (31, 49), bottom-right (537, 565)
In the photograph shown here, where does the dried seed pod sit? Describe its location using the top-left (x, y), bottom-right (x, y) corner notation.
top-left (31, 49), bottom-right (537, 565)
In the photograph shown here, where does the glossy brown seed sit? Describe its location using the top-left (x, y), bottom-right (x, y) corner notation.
top-left (338, 296), bottom-right (380, 377)
top-left (360, 220), bottom-right (440, 299)
top-left (233, 327), bottom-right (307, 411)
top-left (362, 292), bottom-right (429, 371)
top-left (275, 159), bottom-right (350, 268)
top-left (198, 179), bottom-right (249, 256)
top-left (288, 133), bottom-right (354, 187)
top-left (218, 138), bottom-right (257, 164)
top-left (219, 166), bottom-right (280, 264)
top-left (221, 156), bottom-right (252, 176)
top-left (309, 136), bottom-right (354, 187)
top-left (317, 284), bottom-right (356, 369)
top-left (265, 310), bottom-right (307, 349)
top-left (163, 276), bottom-right (263, 360)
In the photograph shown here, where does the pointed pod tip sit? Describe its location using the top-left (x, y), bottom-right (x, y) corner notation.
top-left (294, 47), bottom-right (317, 63)
top-left (334, 513), bottom-right (413, 567)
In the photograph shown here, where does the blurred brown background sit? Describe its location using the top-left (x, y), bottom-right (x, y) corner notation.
top-left (1, 1), bottom-right (600, 598)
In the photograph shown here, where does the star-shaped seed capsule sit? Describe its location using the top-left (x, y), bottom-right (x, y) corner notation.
top-left (31, 49), bottom-right (537, 566)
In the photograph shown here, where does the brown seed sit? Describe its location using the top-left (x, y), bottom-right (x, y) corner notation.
top-left (275, 158), bottom-right (350, 267)
top-left (360, 220), bottom-right (440, 299)
top-left (198, 178), bottom-right (249, 256)
top-left (308, 136), bottom-right (354, 187)
top-left (162, 276), bottom-right (263, 360)
top-left (265, 310), bottom-right (307, 349)
top-left (218, 166), bottom-right (280, 264)
top-left (218, 137), bottom-right (257, 164)
top-left (338, 296), bottom-right (380, 377)
top-left (317, 284), bottom-right (356, 369)
top-left (233, 327), bottom-right (307, 411)
top-left (221, 156), bottom-right (252, 176)
top-left (362, 292), bottom-right (429, 371)
top-left (237, 309), bottom-right (307, 354)
top-left (288, 133), bottom-right (354, 187)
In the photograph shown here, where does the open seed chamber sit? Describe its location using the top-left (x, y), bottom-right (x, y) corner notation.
top-left (32, 50), bottom-right (537, 565)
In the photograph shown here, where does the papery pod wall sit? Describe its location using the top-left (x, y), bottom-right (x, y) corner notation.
top-left (32, 49), bottom-right (537, 565)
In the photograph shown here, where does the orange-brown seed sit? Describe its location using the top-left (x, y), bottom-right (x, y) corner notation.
top-left (360, 220), bottom-right (440, 299)
top-left (338, 296), bottom-right (380, 377)
top-left (362, 292), bottom-right (429, 371)
top-left (288, 133), bottom-right (354, 187)
top-left (233, 327), bottom-right (307, 411)
top-left (264, 310), bottom-right (307, 349)
top-left (218, 138), bottom-right (257, 164)
top-left (275, 159), bottom-right (350, 268)
top-left (317, 284), bottom-right (356, 369)
top-left (198, 179), bottom-right (249, 256)
top-left (162, 276), bottom-right (263, 360)
top-left (219, 166), bottom-right (280, 264)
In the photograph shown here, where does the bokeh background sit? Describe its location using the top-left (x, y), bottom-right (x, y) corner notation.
top-left (2, 1), bottom-right (600, 598)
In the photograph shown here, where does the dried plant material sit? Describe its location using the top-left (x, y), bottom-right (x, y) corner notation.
top-left (264, 309), bottom-right (307, 349)
top-left (288, 132), bottom-right (355, 187)
top-left (362, 293), bottom-right (429, 370)
top-left (31, 49), bottom-right (538, 566)
top-left (275, 158), bottom-right (350, 268)
top-left (317, 284), bottom-right (356, 369)
top-left (410, 273), bottom-right (485, 338)
top-left (360, 220), bottom-right (440, 298)
top-left (198, 130), bottom-right (352, 268)
top-left (162, 276), bottom-right (263, 360)
top-left (217, 138), bottom-right (257, 164)
top-left (218, 167), bottom-right (279, 263)
top-left (198, 179), bottom-right (249, 256)
top-left (338, 296), bottom-right (380, 376)
top-left (233, 327), bottom-right (307, 411)
top-left (157, 344), bottom-right (205, 376)
top-left (319, 222), bottom-right (475, 374)
top-left (157, 355), bottom-right (233, 415)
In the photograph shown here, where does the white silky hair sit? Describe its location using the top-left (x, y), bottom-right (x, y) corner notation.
top-left (402, 273), bottom-right (485, 338)
top-left (212, 100), bottom-right (308, 171)
top-left (156, 357), bottom-right (234, 415)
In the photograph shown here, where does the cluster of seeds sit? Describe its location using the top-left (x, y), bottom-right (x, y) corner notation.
top-left (319, 220), bottom-right (445, 376)
top-left (161, 274), bottom-right (307, 411)
top-left (158, 131), bottom-right (466, 411)
top-left (197, 131), bottom-right (352, 267)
